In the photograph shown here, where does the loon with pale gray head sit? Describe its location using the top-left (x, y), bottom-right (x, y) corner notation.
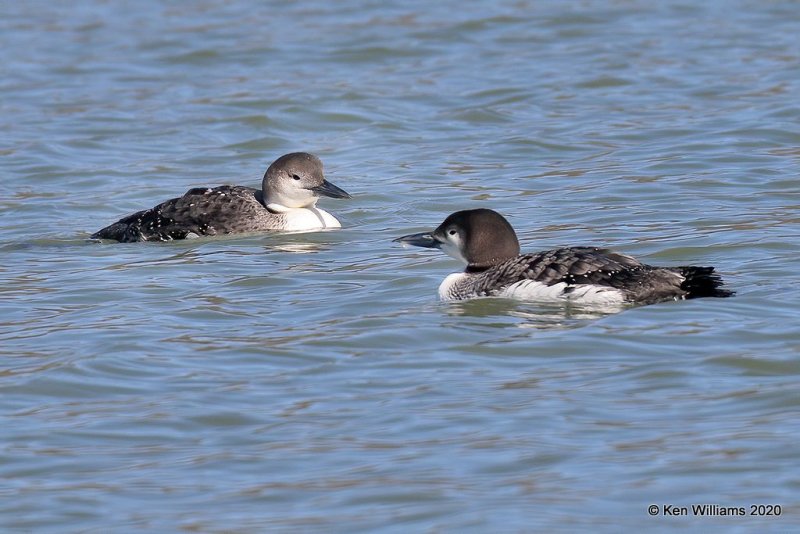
top-left (91, 152), bottom-right (351, 242)
top-left (394, 208), bottom-right (733, 306)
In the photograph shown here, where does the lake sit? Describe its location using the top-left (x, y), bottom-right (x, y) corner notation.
top-left (1, 0), bottom-right (798, 531)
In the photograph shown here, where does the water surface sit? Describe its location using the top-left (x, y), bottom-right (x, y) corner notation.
top-left (2, 0), bottom-right (799, 531)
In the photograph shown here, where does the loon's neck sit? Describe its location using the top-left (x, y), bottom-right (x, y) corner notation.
top-left (465, 256), bottom-right (514, 273)
top-left (465, 264), bottom-right (490, 274)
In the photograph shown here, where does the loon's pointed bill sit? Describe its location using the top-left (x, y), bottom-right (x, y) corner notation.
top-left (394, 208), bottom-right (733, 307)
top-left (393, 232), bottom-right (441, 249)
top-left (311, 179), bottom-right (352, 199)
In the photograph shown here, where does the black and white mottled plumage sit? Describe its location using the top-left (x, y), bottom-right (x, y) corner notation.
top-left (91, 152), bottom-right (351, 243)
top-left (394, 208), bottom-right (733, 306)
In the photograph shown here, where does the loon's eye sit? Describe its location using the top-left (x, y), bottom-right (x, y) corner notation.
top-left (448, 229), bottom-right (457, 236)
top-left (292, 174), bottom-right (301, 181)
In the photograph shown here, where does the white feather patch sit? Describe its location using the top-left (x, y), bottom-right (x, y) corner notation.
top-left (438, 273), bottom-right (469, 300)
top-left (438, 272), bottom-right (627, 306)
top-left (266, 205), bottom-right (341, 230)
top-left (499, 280), bottom-right (626, 305)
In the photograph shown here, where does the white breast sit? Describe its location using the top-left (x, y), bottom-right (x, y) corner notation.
top-left (438, 273), bottom-right (469, 301)
top-left (269, 205), bottom-right (342, 231)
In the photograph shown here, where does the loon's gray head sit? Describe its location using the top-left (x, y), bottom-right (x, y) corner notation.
top-left (262, 152), bottom-right (351, 209)
top-left (394, 208), bottom-right (521, 271)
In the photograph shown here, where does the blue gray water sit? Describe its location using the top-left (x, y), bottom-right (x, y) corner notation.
top-left (2, 0), bottom-right (799, 531)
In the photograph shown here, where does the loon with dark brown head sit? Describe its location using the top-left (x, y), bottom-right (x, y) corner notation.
top-left (91, 152), bottom-right (351, 243)
top-left (394, 208), bottom-right (733, 306)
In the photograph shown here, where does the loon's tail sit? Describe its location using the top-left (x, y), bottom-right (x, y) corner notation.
top-left (677, 266), bottom-right (734, 299)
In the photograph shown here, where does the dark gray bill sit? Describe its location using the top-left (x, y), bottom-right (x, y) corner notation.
top-left (311, 179), bottom-right (352, 199)
top-left (393, 232), bottom-right (441, 249)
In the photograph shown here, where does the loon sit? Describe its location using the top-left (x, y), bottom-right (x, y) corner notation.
top-left (91, 152), bottom-right (351, 242)
top-left (394, 208), bottom-right (733, 306)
